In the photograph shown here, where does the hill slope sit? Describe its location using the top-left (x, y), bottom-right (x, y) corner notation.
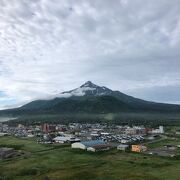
top-left (1, 81), bottom-right (180, 115)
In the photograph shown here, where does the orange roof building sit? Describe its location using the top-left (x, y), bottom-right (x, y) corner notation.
top-left (131, 145), bottom-right (147, 152)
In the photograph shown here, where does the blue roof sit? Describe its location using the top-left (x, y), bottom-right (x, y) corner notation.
top-left (81, 140), bottom-right (105, 147)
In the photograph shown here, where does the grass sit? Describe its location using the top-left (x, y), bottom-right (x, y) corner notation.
top-left (0, 136), bottom-right (50, 152)
top-left (146, 138), bottom-right (180, 149)
top-left (166, 126), bottom-right (180, 133)
top-left (0, 136), bottom-right (180, 180)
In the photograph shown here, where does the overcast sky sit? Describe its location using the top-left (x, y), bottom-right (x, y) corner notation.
top-left (0, 0), bottom-right (180, 109)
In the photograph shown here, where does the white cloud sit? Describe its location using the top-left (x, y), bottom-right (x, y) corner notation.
top-left (0, 0), bottom-right (180, 109)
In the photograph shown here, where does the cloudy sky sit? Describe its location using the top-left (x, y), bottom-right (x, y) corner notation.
top-left (0, 0), bottom-right (180, 109)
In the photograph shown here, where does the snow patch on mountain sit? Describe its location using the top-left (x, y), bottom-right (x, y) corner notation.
top-left (57, 86), bottom-right (96, 98)
top-left (71, 87), bottom-right (96, 96)
top-left (49, 81), bottom-right (112, 99)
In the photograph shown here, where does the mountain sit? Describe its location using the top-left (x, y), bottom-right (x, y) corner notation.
top-left (1, 81), bottom-right (180, 115)
top-left (60, 81), bottom-right (113, 97)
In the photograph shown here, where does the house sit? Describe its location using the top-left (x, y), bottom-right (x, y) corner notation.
top-left (87, 144), bottom-right (110, 152)
top-left (131, 145), bottom-right (147, 152)
top-left (71, 140), bottom-right (106, 150)
top-left (117, 144), bottom-right (129, 151)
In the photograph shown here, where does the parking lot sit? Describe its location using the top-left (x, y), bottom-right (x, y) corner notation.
top-left (146, 147), bottom-right (180, 157)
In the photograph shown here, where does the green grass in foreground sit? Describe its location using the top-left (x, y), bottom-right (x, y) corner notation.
top-left (0, 136), bottom-right (180, 180)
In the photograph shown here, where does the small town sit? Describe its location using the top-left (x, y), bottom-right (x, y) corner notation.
top-left (0, 0), bottom-right (180, 179)
top-left (1, 122), bottom-right (180, 160)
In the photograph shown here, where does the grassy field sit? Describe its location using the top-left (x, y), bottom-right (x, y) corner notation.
top-left (145, 138), bottom-right (180, 149)
top-left (0, 136), bottom-right (180, 180)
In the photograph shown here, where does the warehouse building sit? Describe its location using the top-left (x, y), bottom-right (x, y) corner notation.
top-left (87, 144), bottom-right (110, 152)
top-left (53, 136), bottom-right (80, 144)
top-left (71, 140), bottom-right (106, 150)
top-left (117, 144), bottom-right (129, 151)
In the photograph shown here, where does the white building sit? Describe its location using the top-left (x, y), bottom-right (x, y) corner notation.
top-left (117, 144), bottom-right (129, 151)
top-left (71, 140), bottom-right (106, 150)
top-left (159, 126), bottom-right (164, 133)
top-left (54, 136), bottom-right (80, 144)
top-left (151, 126), bottom-right (164, 134)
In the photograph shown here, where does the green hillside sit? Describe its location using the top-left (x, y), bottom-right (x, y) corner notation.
top-left (0, 136), bottom-right (180, 180)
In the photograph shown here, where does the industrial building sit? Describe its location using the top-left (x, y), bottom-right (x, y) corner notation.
top-left (53, 136), bottom-right (80, 143)
top-left (117, 144), bottom-right (129, 151)
top-left (87, 144), bottom-right (110, 152)
top-left (71, 140), bottom-right (106, 150)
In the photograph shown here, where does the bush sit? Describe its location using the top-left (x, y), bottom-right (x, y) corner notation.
top-left (18, 168), bottom-right (40, 176)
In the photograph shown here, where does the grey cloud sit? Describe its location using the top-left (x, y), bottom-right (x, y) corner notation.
top-left (128, 85), bottom-right (180, 104)
top-left (0, 0), bottom-right (180, 109)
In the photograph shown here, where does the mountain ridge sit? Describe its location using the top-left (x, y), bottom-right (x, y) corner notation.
top-left (1, 81), bottom-right (180, 115)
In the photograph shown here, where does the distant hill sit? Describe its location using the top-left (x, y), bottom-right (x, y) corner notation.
top-left (1, 81), bottom-right (180, 116)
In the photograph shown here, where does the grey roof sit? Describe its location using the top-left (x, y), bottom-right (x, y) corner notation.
top-left (117, 144), bottom-right (129, 147)
top-left (81, 140), bottom-right (105, 147)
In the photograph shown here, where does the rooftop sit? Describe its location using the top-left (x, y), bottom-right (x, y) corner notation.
top-left (81, 140), bottom-right (106, 147)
